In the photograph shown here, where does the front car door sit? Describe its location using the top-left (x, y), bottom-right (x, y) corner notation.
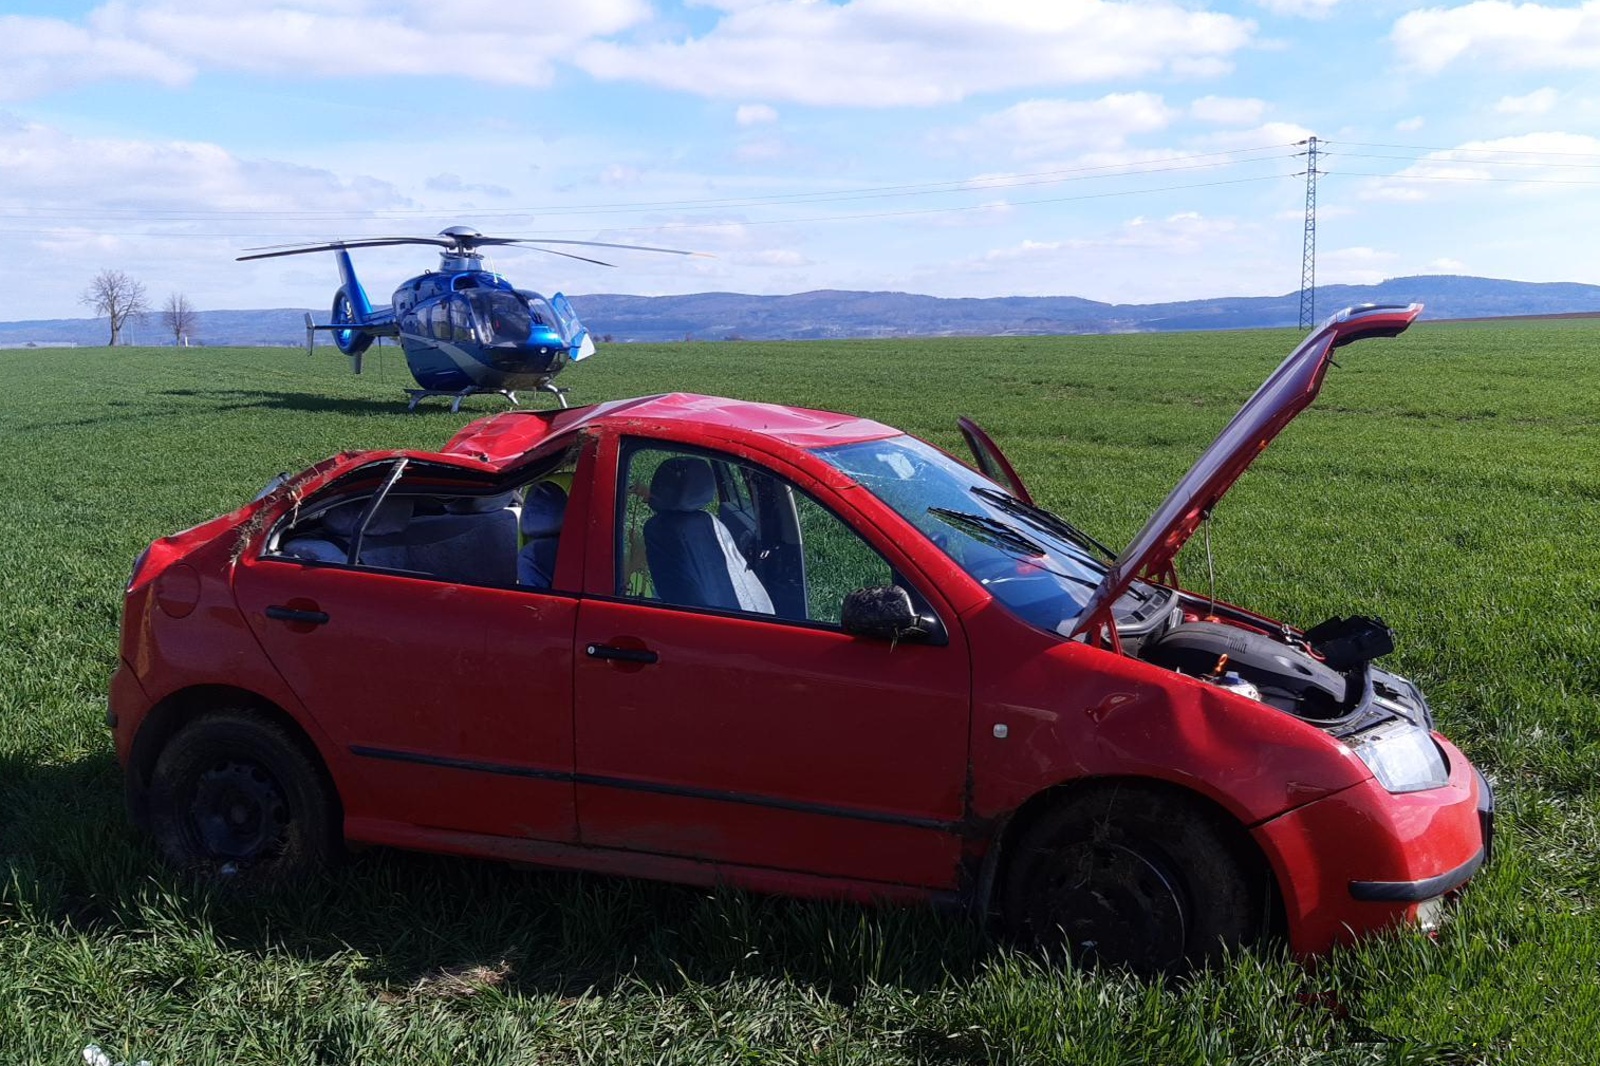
top-left (572, 435), bottom-right (972, 890)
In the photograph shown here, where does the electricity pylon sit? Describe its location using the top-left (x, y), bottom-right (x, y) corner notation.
top-left (1298, 136), bottom-right (1320, 329)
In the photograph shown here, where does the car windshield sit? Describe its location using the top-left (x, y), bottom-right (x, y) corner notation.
top-left (814, 435), bottom-right (1154, 634)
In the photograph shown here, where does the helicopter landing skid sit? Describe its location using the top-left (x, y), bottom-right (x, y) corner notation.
top-left (404, 382), bottom-right (569, 413)
top-left (404, 386), bottom-right (518, 414)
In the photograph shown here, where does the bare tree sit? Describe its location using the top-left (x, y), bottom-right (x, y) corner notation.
top-left (161, 292), bottom-right (197, 347)
top-left (81, 269), bottom-right (149, 346)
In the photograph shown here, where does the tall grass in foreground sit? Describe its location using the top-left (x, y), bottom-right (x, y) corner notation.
top-left (1, 322), bottom-right (1597, 1063)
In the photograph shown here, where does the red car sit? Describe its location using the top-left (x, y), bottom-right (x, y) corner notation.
top-left (110, 304), bottom-right (1491, 970)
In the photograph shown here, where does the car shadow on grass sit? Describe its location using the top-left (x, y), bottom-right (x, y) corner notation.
top-left (0, 749), bottom-right (986, 1006)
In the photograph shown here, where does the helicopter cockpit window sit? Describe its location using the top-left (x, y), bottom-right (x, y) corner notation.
top-left (466, 290), bottom-right (536, 346)
top-left (424, 296), bottom-right (476, 344)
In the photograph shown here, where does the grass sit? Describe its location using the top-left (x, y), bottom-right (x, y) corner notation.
top-left (2, 322), bottom-right (1598, 1063)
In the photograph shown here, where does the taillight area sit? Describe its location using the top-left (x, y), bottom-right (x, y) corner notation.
top-left (127, 546), bottom-right (151, 591)
top-left (125, 536), bottom-right (197, 595)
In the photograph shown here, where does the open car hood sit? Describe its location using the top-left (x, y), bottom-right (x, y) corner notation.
top-left (1071, 304), bottom-right (1423, 640)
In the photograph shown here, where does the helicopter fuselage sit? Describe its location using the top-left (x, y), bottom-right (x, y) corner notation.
top-left (389, 268), bottom-right (579, 393)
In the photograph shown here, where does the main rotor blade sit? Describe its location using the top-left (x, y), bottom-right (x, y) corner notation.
top-left (523, 246), bottom-right (615, 268)
top-left (497, 237), bottom-right (706, 257)
top-left (237, 236), bottom-right (451, 261)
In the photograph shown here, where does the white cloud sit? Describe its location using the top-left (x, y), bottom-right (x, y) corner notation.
top-left (1190, 95), bottom-right (1267, 125)
top-left (426, 173), bottom-right (512, 198)
top-left (1495, 87), bottom-right (1560, 115)
top-left (921, 200), bottom-right (1017, 228)
top-left (1361, 131), bottom-right (1600, 202)
top-left (597, 163), bottom-right (644, 186)
top-left (1394, 2), bottom-right (1600, 75)
top-left (944, 93), bottom-right (1177, 159)
top-left (0, 116), bottom-right (406, 216)
top-left (738, 248), bottom-right (809, 267)
top-left (1430, 257), bottom-right (1468, 272)
top-left (0, 14), bottom-right (188, 101)
top-left (1255, 0), bottom-right (1341, 16)
top-left (1320, 246), bottom-right (1397, 285)
top-left (734, 137), bottom-right (788, 161)
top-left (0, 116), bottom-right (423, 315)
top-left (918, 209), bottom-right (1279, 302)
top-left (735, 104), bottom-right (779, 126)
top-left (0, 1), bottom-right (653, 100)
top-left (577, 1), bottom-right (1256, 106)
top-left (1395, 115), bottom-right (1425, 132)
top-left (1187, 120), bottom-right (1314, 152)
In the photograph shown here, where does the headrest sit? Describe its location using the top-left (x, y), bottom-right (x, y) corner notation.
top-left (648, 457), bottom-right (715, 513)
top-left (321, 497), bottom-right (414, 537)
top-left (520, 481), bottom-right (568, 537)
top-left (445, 491), bottom-right (517, 514)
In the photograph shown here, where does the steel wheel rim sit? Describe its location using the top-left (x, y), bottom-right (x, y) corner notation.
top-left (188, 759), bottom-right (290, 863)
top-left (1037, 840), bottom-right (1189, 971)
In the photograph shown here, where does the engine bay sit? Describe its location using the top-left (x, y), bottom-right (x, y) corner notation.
top-left (1128, 599), bottom-right (1431, 737)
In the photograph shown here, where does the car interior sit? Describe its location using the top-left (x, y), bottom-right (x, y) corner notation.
top-left (617, 443), bottom-right (898, 626)
top-left (269, 456), bottom-right (575, 591)
top-left (265, 443), bottom-right (907, 628)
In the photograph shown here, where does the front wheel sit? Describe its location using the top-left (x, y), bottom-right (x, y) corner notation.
top-left (147, 710), bottom-right (337, 884)
top-left (1001, 785), bottom-right (1268, 973)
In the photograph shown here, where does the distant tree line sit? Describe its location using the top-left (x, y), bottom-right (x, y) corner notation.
top-left (81, 269), bottom-right (199, 346)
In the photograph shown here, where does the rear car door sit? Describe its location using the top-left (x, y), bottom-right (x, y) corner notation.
top-left (233, 458), bottom-right (580, 844)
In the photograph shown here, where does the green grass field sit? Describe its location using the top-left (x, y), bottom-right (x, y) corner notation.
top-left (2, 322), bottom-right (1597, 1064)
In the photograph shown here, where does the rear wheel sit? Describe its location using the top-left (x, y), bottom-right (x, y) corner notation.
top-left (148, 710), bottom-right (336, 884)
top-left (1001, 785), bottom-right (1266, 972)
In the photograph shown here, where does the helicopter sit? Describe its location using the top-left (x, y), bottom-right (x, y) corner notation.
top-left (238, 225), bottom-right (696, 412)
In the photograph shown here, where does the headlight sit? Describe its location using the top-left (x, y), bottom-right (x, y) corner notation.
top-left (1348, 721), bottom-right (1449, 793)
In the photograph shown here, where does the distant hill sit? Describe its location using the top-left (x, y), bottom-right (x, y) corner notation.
top-left (6, 275), bottom-right (1599, 347)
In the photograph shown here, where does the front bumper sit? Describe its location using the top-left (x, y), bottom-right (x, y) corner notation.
top-left (1252, 735), bottom-right (1491, 957)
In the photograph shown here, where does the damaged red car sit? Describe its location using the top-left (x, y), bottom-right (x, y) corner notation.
top-left (110, 303), bottom-right (1491, 969)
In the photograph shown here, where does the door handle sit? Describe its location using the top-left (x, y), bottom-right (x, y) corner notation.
top-left (585, 643), bottom-right (658, 665)
top-left (266, 605), bottom-right (331, 626)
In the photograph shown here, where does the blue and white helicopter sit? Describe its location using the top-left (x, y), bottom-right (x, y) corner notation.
top-left (239, 225), bottom-right (695, 411)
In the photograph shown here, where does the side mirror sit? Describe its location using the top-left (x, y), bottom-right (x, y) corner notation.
top-left (841, 586), bottom-right (933, 643)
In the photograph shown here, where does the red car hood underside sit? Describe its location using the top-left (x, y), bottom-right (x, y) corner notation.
top-left (1071, 304), bottom-right (1423, 639)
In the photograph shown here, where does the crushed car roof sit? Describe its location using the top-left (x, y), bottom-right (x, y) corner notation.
top-left (442, 392), bottom-right (902, 464)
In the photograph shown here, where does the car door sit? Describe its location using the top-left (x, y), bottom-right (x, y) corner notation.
top-left (572, 437), bottom-right (972, 889)
top-left (233, 459), bottom-right (580, 844)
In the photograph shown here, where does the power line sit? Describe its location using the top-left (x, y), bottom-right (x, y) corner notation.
top-left (1331, 150), bottom-right (1600, 171)
top-left (1328, 170), bottom-right (1600, 187)
top-left (0, 144), bottom-right (1304, 227)
top-left (0, 172), bottom-right (1299, 240)
top-left (1335, 139), bottom-right (1600, 159)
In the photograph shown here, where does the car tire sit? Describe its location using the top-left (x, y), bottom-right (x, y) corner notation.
top-left (1001, 784), bottom-right (1265, 973)
top-left (147, 709), bottom-right (337, 884)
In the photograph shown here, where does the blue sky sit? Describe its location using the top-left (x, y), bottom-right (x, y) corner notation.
top-left (4, 0), bottom-right (1600, 319)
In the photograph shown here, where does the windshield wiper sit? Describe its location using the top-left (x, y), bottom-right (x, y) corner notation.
top-left (928, 506), bottom-right (1046, 555)
top-left (970, 485), bottom-right (1118, 562)
top-left (926, 507), bottom-right (1099, 591)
